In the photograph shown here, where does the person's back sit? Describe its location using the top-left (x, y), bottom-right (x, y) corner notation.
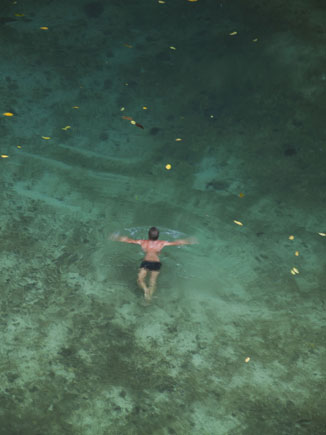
top-left (110, 226), bottom-right (196, 302)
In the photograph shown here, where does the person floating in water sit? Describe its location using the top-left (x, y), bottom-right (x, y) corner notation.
top-left (110, 227), bottom-right (196, 302)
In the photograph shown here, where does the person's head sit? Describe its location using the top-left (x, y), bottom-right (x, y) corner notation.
top-left (148, 226), bottom-right (159, 240)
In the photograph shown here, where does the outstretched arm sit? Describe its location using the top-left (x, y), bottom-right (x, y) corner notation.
top-left (163, 237), bottom-right (198, 247)
top-left (109, 233), bottom-right (141, 244)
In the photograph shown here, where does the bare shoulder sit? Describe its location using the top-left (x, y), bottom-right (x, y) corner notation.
top-left (159, 240), bottom-right (177, 248)
top-left (158, 240), bottom-right (170, 247)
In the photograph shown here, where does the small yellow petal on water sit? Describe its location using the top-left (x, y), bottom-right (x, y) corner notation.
top-left (158, 0), bottom-right (166, 3)
top-left (239, 192), bottom-right (245, 198)
top-left (188, 0), bottom-right (199, 2)
top-left (1, 155), bottom-right (9, 158)
top-left (288, 235), bottom-right (294, 240)
top-left (233, 220), bottom-right (243, 226)
top-left (290, 269), bottom-right (296, 275)
top-left (40, 26), bottom-right (48, 30)
top-left (252, 38), bottom-right (258, 42)
top-left (17, 145), bottom-right (22, 149)
top-left (292, 267), bottom-right (299, 274)
top-left (142, 106), bottom-right (148, 110)
top-left (175, 138), bottom-right (182, 141)
top-left (169, 46), bottom-right (176, 50)
top-left (3, 112), bottom-right (14, 116)
top-left (229, 31), bottom-right (238, 36)
top-left (15, 13), bottom-right (25, 17)
top-left (72, 106), bottom-right (79, 109)
top-left (120, 107), bottom-right (125, 111)
top-left (295, 251), bottom-right (299, 256)
top-left (42, 136), bottom-right (51, 140)
top-left (130, 120), bottom-right (136, 125)
top-left (165, 164), bottom-right (172, 170)
top-left (318, 232), bottom-right (326, 237)
top-left (245, 357), bottom-right (250, 363)
top-left (62, 126), bottom-right (71, 131)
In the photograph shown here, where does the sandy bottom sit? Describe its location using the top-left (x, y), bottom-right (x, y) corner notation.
top-left (0, 155), bottom-right (325, 434)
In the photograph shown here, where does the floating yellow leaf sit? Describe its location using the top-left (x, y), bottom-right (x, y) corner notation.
top-left (1, 155), bottom-right (9, 158)
top-left (169, 46), bottom-right (176, 50)
top-left (40, 26), bottom-right (48, 30)
top-left (17, 145), bottom-right (22, 149)
top-left (318, 232), bottom-right (326, 237)
top-left (252, 38), bottom-right (258, 42)
top-left (229, 31), bottom-right (238, 36)
top-left (120, 107), bottom-right (125, 111)
top-left (288, 235), bottom-right (294, 240)
top-left (175, 138), bottom-right (182, 141)
top-left (42, 136), bottom-right (51, 140)
top-left (165, 164), bottom-right (172, 170)
top-left (233, 220), bottom-right (243, 226)
top-left (72, 106), bottom-right (79, 109)
top-left (130, 120), bottom-right (136, 125)
top-left (142, 106), bottom-right (148, 110)
top-left (291, 267), bottom-right (299, 275)
top-left (158, 0), bottom-right (166, 3)
top-left (15, 13), bottom-right (25, 17)
top-left (295, 251), bottom-right (299, 256)
top-left (245, 357), bottom-right (250, 363)
top-left (188, 0), bottom-right (199, 2)
top-left (62, 126), bottom-right (71, 131)
top-left (2, 112), bottom-right (14, 116)
top-left (239, 192), bottom-right (245, 198)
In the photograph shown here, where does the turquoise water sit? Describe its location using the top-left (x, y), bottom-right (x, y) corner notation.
top-left (0, 0), bottom-right (325, 434)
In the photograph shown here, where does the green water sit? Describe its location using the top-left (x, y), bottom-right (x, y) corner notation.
top-left (0, 0), bottom-right (325, 434)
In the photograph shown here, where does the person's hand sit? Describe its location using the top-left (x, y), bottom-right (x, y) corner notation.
top-left (109, 232), bottom-right (120, 241)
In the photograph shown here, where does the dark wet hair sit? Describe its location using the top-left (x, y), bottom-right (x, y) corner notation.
top-left (148, 227), bottom-right (159, 240)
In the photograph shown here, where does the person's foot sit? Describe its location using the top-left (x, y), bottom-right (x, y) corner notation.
top-left (144, 289), bottom-right (151, 301)
top-left (142, 293), bottom-right (152, 306)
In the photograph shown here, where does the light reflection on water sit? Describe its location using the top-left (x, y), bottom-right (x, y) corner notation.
top-left (121, 226), bottom-right (187, 240)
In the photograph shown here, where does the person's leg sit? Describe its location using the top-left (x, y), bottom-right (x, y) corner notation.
top-left (137, 268), bottom-right (149, 299)
top-left (148, 271), bottom-right (160, 299)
